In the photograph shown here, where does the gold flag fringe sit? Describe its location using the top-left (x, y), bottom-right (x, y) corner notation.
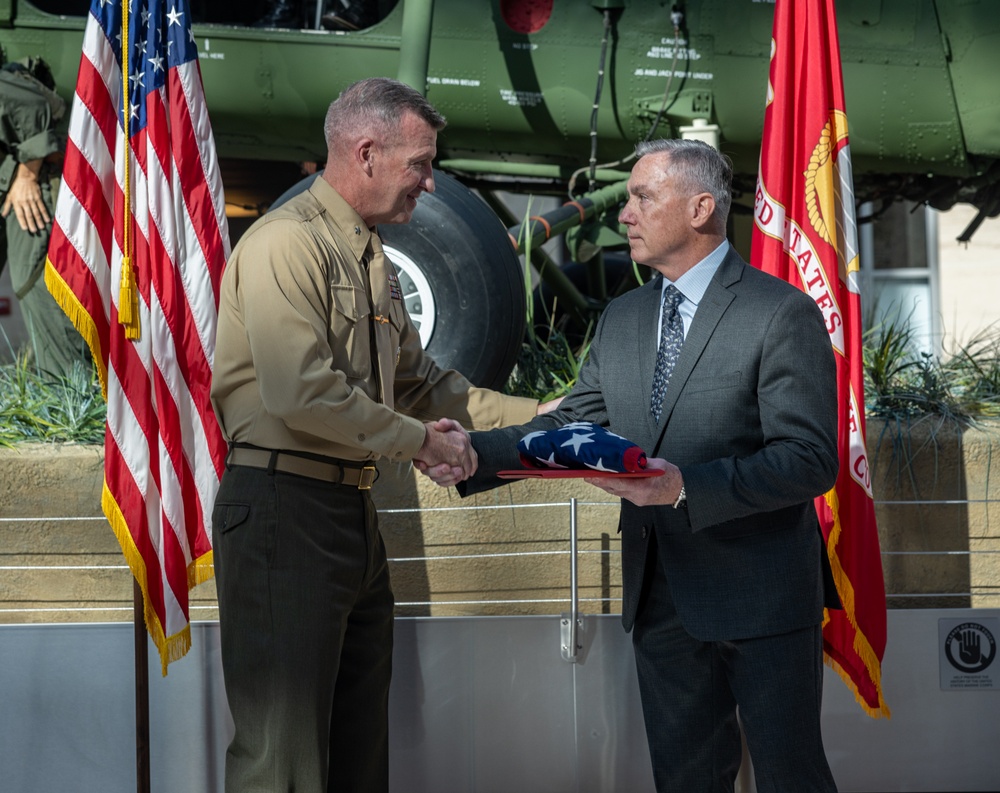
top-left (103, 481), bottom-right (215, 676)
top-left (44, 260), bottom-right (110, 398)
top-left (190, 551), bottom-right (215, 590)
top-left (823, 486), bottom-right (891, 718)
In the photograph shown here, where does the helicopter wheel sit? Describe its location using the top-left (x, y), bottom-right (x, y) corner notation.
top-left (268, 169), bottom-right (526, 390)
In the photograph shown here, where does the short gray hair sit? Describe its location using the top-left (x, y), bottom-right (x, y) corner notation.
top-left (635, 138), bottom-right (733, 222)
top-left (324, 78), bottom-right (447, 150)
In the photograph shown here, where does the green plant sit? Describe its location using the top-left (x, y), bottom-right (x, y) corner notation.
top-left (856, 316), bottom-right (1000, 500)
top-left (863, 317), bottom-right (976, 422)
top-left (943, 326), bottom-right (1000, 418)
top-left (504, 197), bottom-right (595, 402)
top-left (0, 354), bottom-right (105, 446)
top-left (506, 308), bottom-right (593, 402)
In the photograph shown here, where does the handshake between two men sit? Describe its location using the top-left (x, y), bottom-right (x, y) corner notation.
top-left (412, 396), bottom-right (570, 489)
top-left (414, 418), bottom-right (479, 488)
top-left (413, 409), bottom-right (686, 510)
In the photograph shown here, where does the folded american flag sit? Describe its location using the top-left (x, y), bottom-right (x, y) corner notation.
top-left (517, 422), bottom-right (648, 473)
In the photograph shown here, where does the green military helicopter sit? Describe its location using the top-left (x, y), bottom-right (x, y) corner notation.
top-left (3, 0), bottom-right (998, 387)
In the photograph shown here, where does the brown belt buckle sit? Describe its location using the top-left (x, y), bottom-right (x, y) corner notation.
top-left (358, 465), bottom-right (377, 490)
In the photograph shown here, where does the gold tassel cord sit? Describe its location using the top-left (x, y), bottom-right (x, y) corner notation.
top-left (118, 254), bottom-right (140, 335)
top-left (118, 0), bottom-right (140, 340)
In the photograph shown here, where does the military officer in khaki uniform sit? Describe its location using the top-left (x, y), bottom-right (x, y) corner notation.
top-left (210, 78), bottom-right (540, 793)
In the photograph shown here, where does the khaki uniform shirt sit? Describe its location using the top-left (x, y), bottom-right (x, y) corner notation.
top-left (211, 177), bottom-right (537, 462)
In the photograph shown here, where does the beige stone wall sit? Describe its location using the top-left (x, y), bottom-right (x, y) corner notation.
top-left (2, 418), bottom-right (998, 623)
top-left (0, 444), bottom-right (137, 623)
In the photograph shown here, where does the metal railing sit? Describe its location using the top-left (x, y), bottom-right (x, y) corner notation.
top-left (2, 495), bottom-right (999, 625)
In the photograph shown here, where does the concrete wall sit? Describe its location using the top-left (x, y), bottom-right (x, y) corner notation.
top-left (2, 417), bottom-right (998, 622)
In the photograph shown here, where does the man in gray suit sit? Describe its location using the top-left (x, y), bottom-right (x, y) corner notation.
top-left (421, 138), bottom-right (841, 791)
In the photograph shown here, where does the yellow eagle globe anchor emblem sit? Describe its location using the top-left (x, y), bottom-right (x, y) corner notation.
top-left (804, 109), bottom-right (860, 280)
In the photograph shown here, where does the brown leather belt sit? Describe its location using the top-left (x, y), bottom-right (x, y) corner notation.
top-left (226, 447), bottom-right (377, 490)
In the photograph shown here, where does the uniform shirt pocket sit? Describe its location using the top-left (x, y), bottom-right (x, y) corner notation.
top-left (329, 284), bottom-right (370, 374)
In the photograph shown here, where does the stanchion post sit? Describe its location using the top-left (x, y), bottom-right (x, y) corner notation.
top-left (561, 498), bottom-right (582, 662)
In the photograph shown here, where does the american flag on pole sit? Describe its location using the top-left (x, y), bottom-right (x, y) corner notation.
top-left (751, 0), bottom-right (888, 717)
top-left (45, 0), bottom-right (230, 674)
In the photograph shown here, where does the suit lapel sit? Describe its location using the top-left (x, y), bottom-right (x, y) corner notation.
top-left (651, 251), bottom-right (745, 453)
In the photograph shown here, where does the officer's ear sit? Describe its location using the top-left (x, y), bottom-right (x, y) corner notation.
top-left (689, 193), bottom-right (717, 229)
top-left (356, 138), bottom-right (376, 176)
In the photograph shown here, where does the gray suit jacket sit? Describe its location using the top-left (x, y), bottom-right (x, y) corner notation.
top-left (463, 248), bottom-right (839, 641)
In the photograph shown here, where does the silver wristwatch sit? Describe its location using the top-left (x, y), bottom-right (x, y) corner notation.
top-left (673, 485), bottom-right (686, 509)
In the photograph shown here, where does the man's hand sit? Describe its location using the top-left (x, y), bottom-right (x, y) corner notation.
top-left (536, 396), bottom-right (565, 415)
top-left (413, 418), bottom-right (477, 487)
top-left (584, 458), bottom-right (684, 507)
top-left (1, 161), bottom-right (49, 234)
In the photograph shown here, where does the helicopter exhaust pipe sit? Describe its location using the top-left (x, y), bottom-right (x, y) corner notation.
top-left (506, 178), bottom-right (630, 256)
top-left (504, 178), bottom-right (632, 322)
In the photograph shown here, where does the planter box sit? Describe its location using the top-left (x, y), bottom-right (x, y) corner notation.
top-left (868, 416), bottom-right (1000, 608)
top-left (0, 444), bottom-right (620, 622)
top-left (2, 417), bottom-right (997, 622)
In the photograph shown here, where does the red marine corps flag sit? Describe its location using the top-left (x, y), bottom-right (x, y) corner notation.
top-left (45, 0), bottom-right (229, 674)
top-left (750, 0), bottom-right (889, 717)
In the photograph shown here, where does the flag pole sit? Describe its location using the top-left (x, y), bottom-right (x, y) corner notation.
top-left (133, 579), bottom-right (151, 793)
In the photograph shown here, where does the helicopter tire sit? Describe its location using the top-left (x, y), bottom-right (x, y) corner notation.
top-left (267, 169), bottom-right (527, 390)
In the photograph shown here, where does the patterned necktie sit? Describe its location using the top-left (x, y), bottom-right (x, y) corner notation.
top-left (650, 285), bottom-right (684, 424)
